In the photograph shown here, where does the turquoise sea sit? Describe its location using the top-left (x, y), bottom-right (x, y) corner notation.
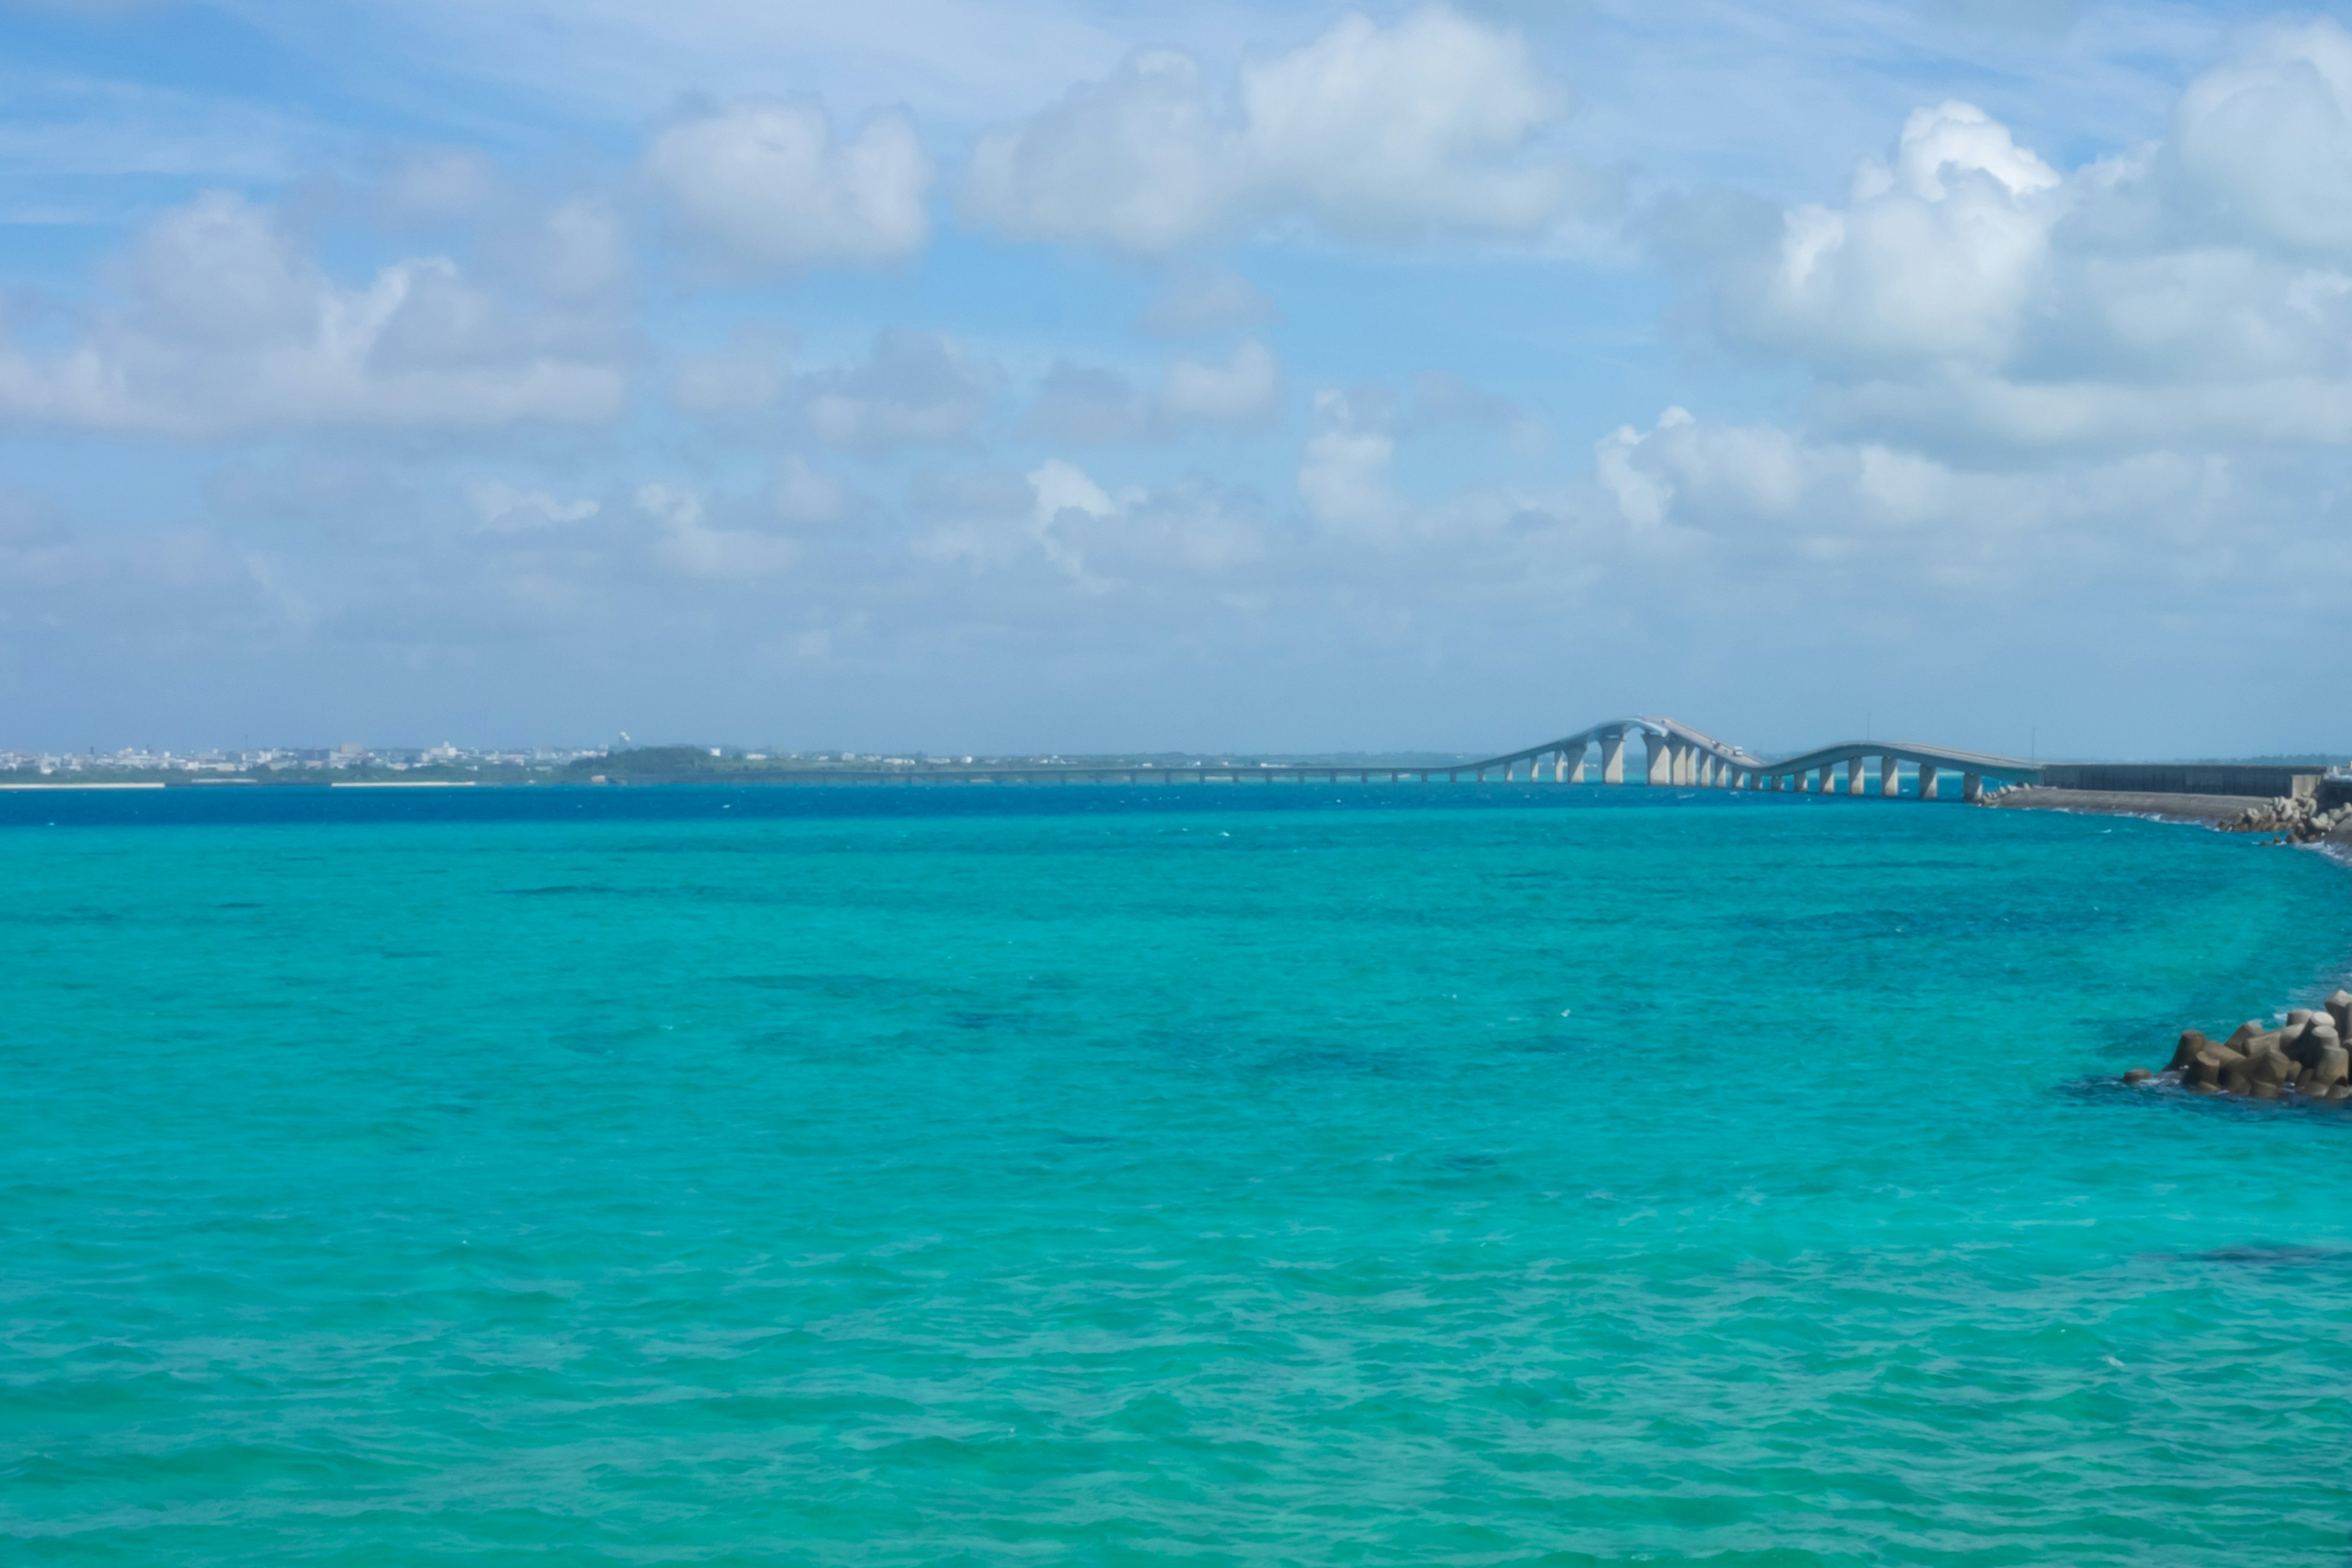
top-left (6, 783), bottom-right (2352, 1566)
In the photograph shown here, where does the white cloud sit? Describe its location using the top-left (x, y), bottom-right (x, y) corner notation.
top-left (1020, 362), bottom-right (1145, 447)
top-left (666, 327), bottom-right (1001, 453)
top-left (669, 326), bottom-right (794, 416)
top-left (2168, 20), bottom-right (2352, 256)
top-left (1589, 402), bottom-right (2255, 603)
top-left (1594, 405), bottom-right (1692, 528)
top-left (910, 457), bottom-right (1268, 586)
top-left (963, 6), bottom-right (1590, 252)
top-left (769, 456), bottom-right (858, 528)
top-left (1020, 339), bottom-right (1281, 445)
top-left (375, 145), bottom-right (502, 228)
top-left (1410, 370), bottom-right (1548, 451)
top-left (1030, 457), bottom-right (1114, 526)
top-left (0, 193), bottom-right (623, 437)
top-left (646, 97), bottom-right (931, 270)
top-left (1133, 268), bottom-right (1277, 337)
top-left (636, 481), bottom-right (797, 579)
top-left (1298, 387), bottom-right (1400, 532)
top-left (1027, 460), bottom-right (1268, 582)
top-left (1812, 367), bottom-right (2352, 453)
top-left (1703, 28), bottom-right (2352, 466)
top-left (470, 481), bottom-right (600, 533)
top-left (1159, 340), bottom-right (1281, 427)
top-left (803, 329), bottom-right (1001, 452)
top-left (524, 198), bottom-right (628, 300)
top-left (1740, 100), bottom-right (2064, 366)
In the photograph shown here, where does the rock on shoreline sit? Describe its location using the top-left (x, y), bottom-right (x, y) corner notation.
top-left (1991, 787), bottom-right (2352, 842)
top-left (2135, 990), bottom-right (2352, 1102)
top-left (2224, 796), bottom-right (2352, 844)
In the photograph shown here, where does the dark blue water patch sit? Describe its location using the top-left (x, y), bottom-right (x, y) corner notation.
top-left (726, 973), bottom-right (902, 998)
top-left (2190, 1245), bottom-right (2352, 1267)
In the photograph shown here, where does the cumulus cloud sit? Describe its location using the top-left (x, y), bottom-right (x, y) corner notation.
top-left (366, 147), bottom-right (628, 302)
top-left (1700, 21), bottom-right (2352, 464)
top-left (1298, 386), bottom-right (1401, 532)
top-left (668, 326), bottom-right (1002, 453)
top-left (1589, 402), bottom-right (2259, 606)
top-left (1020, 340), bottom-right (1281, 445)
top-left (1159, 340), bottom-right (1281, 426)
top-left (1019, 363), bottom-right (1144, 447)
top-left (963, 6), bottom-right (1596, 252)
top-left (669, 325), bottom-right (796, 417)
top-left (802, 329), bottom-right (1001, 452)
top-left (1410, 369), bottom-right (1548, 451)
top-left (1027, 460), bottom-right (1268, 581)
top-left (1599, 407), bottom-right (1926, 541)
top-left (636, 482), bottom-right (798, 579)
top-left (0, 192), bottom-right (623, 437)
top-left (1733, 100), bottom-right (2063, 367)
top-left (2168, 20), bottom-right (2352, 257)
top-left (646, 97), bottom-right (931, 270)
top-left (768, 455), bottom-right (859, 528)
top-left (1134, 268), bottom-right (1277, 337)
top-left (907, 456), bottom-right (1268, 587)
top-left (470, 481), bottom-right (600, 533)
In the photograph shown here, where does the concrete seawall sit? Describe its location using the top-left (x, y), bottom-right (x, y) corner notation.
top-left (2037, 763), bottom-right (2328, 799)
top-left (1990, 788), bottom-right (2259, 826)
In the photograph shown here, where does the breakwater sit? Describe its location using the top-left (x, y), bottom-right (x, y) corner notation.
top-left (1992, 787), bottom-right (2352, 846)
top-left (1988, 787), bottom-right (2352, 1098)
top-left (2147, 994), bottom-right (2352, 1101)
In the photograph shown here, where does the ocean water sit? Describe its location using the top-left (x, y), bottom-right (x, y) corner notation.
top-left (6, 783), bottom-right (2352, 1567)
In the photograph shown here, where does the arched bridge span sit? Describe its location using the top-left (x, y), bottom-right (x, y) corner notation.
top-left (769, 717), bottom-right (2042, 801)
top-left (1416, 717), bottom-right (2041, 802)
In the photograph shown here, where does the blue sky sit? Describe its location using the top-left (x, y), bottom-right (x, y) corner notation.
top-left (0, 0), bottom-right (2344, 758)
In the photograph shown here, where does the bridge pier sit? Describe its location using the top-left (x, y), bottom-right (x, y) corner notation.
top-left (1646, 734), bottom-right (1673, 786)
top-left (1879, 758), bottom-right (1901, 797)
top-left (1918, 761), bottom-right (1939, 801)
top-left (1962, 771), bottom-right (1983, 803)
top-left (1601, 730), bottom-right (1626, 784)
top-left (1847, 758), bottom-right (1864, 796)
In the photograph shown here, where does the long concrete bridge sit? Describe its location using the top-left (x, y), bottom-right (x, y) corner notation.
top-left (1419, 716), bottom-right (2041, 802)
top-left (709, 716), bottom-right (2043, 801)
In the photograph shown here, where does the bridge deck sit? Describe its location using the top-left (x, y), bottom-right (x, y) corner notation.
top-left (586, 717), bottom-right (2045, 791)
